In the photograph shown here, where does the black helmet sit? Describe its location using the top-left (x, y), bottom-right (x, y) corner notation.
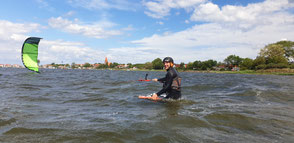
top-left (163, 57), bottom-right (174, 63)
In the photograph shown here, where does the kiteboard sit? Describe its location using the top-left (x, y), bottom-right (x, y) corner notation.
top-left (138, 94), bottom-right (164, 101)
top-left (137, 74), bottom-right (151, 81)
top-left (137, 79), bottom-right (151, 81)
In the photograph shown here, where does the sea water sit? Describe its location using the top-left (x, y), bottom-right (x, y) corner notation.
top-left (0, 68), bottom-right (293, 142)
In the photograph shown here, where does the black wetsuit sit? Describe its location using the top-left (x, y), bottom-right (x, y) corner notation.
top-left (157, 67), bottom-right (181, 99)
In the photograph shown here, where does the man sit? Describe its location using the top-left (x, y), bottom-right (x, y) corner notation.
top-left (152, 57), bottom-right (182, 100)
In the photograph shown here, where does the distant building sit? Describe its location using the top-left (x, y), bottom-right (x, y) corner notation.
top-left (105, 57), bottom-right (108, 65)
top-left (93, 64), bottom-right (100, 68)
top-left (5, 64), bottom-right (12, 68)
top-left (117, 64), bottom-right (128, 69)
top-left (232, 65), bottom-right (240, 71)
top-left (13, 64), bottom-right (22, 68)
top-left (105, 57), bottom-right (111, 66)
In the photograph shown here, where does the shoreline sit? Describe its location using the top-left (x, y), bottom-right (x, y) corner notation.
top-left (120, 68), bottom-right (294, 76)
top-left (179, 69), bottom-right (294, 76)
top-left (104, 68), bottom-right (294, 76)
top-left (2, 67), bottom-right (294, 76)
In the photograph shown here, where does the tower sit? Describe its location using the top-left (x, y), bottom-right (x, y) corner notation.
top-left (105, 57), bottom-right (108, 65)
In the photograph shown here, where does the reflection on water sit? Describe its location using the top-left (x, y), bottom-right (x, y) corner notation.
top-left (0, 68), bottom-right (294, 142)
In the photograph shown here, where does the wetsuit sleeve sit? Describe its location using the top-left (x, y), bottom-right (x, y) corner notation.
top-left (157, 77), bottom-right (166, 83)
top-left (156, 72), bottom-right (174, 96)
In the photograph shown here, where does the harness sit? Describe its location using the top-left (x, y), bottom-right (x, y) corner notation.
top-left (171, 76), bottom-right (181, 91)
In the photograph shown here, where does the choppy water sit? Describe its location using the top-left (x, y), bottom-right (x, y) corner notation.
top-left (0, 68), bottom-right (293, 143)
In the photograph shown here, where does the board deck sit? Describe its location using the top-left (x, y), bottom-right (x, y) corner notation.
top-left (138, 95), bottom-right (163, 101)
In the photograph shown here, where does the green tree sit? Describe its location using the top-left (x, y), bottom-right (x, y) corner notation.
top-left (193, 60), bottom-right (202, 70)
top-left (83, 62), bottom-right (92, 68)
top-left (152, 58), bottom-right (163, 70)
top-left (260, 44), bottom-right (288, 64)
top-left (186, 62), bottom-right (193, 70)
top-left (65, 64), bottom-right (70, 68)
top-left (133, 64), bottom-right (145, 69)
top-left (145, 62), bottom-right (153, 70)
top-left (240, 58), bottom-right (254, 70)
top-left (111, 62), bottom-right (119, 68)
top-left (224, 55), bottom-right (243, 68)
top-left (127, 63), bottom-right (133, 68)
top-left (275, 41), bottom-right (294, 61)
top-left (179, 62), bottom-right (185, 70)
top-left (203, 59), bottom-right (217, 70)
top-left (253, 56), bottom-right (266, 69)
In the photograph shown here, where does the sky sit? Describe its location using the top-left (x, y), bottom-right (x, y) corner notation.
top-left (0, 0), bottom-right (294, 65)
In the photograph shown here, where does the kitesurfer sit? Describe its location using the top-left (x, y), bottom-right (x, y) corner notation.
top-left (151, 57), bottom-right (182, 100)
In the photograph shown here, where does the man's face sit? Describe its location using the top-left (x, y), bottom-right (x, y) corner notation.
top-left (164, 62), bottom-right (171, 70)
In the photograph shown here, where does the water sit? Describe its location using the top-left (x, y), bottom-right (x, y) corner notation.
top-left (0, 68), bottom-right (293, 143)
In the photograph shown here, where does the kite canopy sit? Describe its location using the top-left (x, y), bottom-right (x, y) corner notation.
top-left (21, 37), bottom-right (42, 73)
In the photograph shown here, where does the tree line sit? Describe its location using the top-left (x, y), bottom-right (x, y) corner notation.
top-left (140, 41), bottom-right (294, 71)
top-left (178, 40), bottom-right (294, 71)
top-left (48, 40), bottom-right (294, 71)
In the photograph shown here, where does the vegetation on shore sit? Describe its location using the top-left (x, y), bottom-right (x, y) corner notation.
top-left (43, 40), bottom-right (294, 75)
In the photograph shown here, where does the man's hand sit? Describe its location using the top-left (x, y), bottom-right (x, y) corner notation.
top-left (152, 78), bottom-right (158, 82)
top-left (151, 93), bottom-right (158, 100)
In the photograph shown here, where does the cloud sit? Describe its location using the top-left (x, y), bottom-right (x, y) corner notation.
top-left (35, 0), bottom-right (55, 12)
top-left (63, 11), bottom-right (76, 17)
top-left (0, 20), bottom-right (42, 64)
top-left (128, 17), bottom-right (294, 63)
top-left (48, 16), bottom-right (122, 39)
top-left (0, 20), bottom-right (41, 41)
top-left (190, 0), bottom-right (294, 30)
top-left (105, 47), bottom-right (159, 64)
top-left (120, 0), bottom-right (293, 63)
top-left (143, 0), bottom-right (206, 18)
top-left (67, 0), bottom-right (139, 11)
top-left (38, 40), bottom-right (105, 64)
top-left (0, 20), bottom-right (105, 65)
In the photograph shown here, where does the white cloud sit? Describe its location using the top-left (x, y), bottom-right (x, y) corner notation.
top-left (63, 11), bottom-right (75, 17)
top-left (0, 20), bottom-right (106, 65)
top-left (128, 18), bottom-right (294, 63)
top-left (35, 0), bottom-right (55, 12)
top-left (123, 0), bottom-right (293, 63)
top-left (0, 20), bottom-right (41, 41)
top-left (106, 47), bottom-right (160, 64)
top-left (0, 20), bottom-right (42, 64)
top-left (190, 0), bottom-right (294, 30)
top-left (68, 0), bottom-right (139, 11)
top-left (143, 0), bottom-right (206, 18)
top-left (48, 17), bottom-right (122, 39)
top-left (1, 0), bottom-right (294, 65)
top-left (38, 40), bottom-right (105, 64)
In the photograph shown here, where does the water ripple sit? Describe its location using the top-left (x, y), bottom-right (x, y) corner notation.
top-left (0, 68), bottom-right (293, 142)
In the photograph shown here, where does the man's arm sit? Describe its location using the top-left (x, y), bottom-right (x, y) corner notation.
top-left (156, 73), bottom-right (174, 96)
top-left (152, 77), bottom-right (166, 82)
top-left (157, 77), bottom-right (166, 83)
